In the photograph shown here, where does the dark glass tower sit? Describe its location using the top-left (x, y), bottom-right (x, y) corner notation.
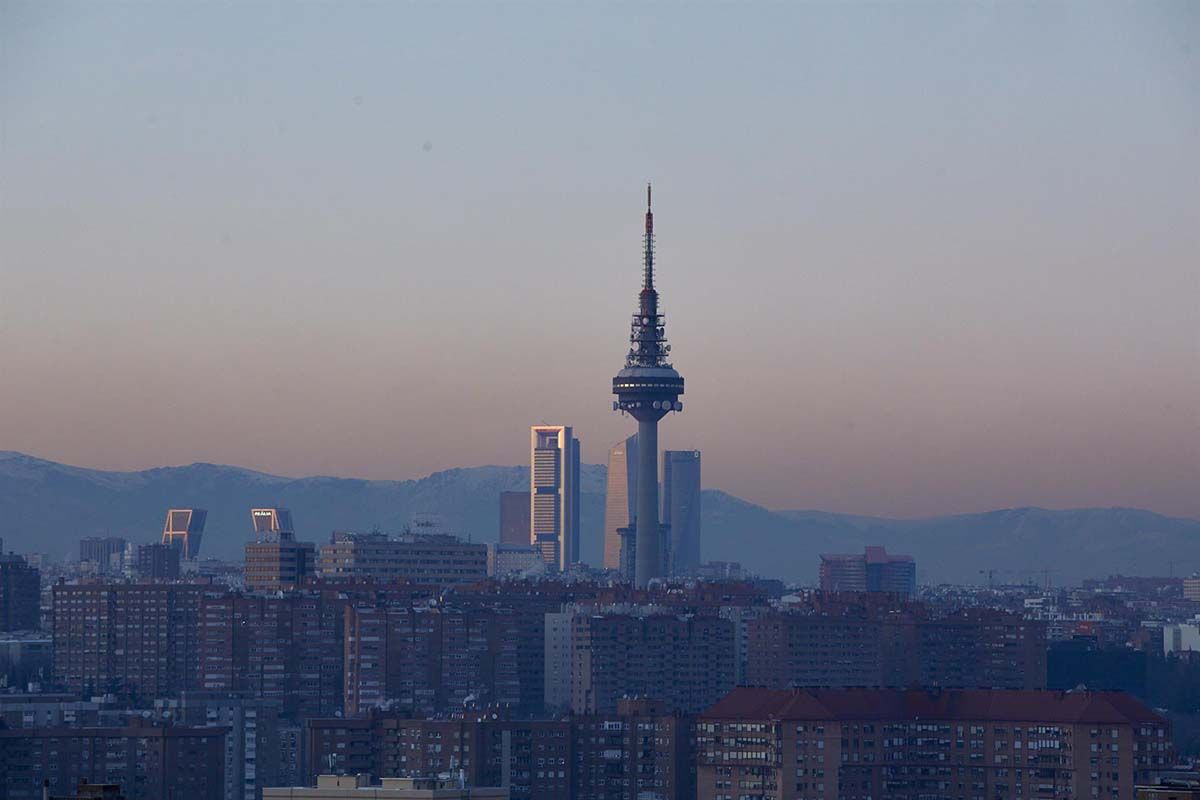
top-left (612, 185), bottom-right (684, 587)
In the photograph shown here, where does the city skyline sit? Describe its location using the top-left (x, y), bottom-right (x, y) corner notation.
top-left (4, 3), bottom-right (1199, 798)
top-left (2, 2), bottom-right (1197, 520)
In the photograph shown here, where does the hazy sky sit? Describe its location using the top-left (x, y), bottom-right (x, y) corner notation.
top-left (2, 2), bottom-right (1197, 518)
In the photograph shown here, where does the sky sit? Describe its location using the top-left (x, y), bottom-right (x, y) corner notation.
top-left (1, 1), bottom-right (1197, 519)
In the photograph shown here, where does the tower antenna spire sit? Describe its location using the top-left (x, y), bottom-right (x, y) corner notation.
top-left (643, 183), bottom-right (655, 291)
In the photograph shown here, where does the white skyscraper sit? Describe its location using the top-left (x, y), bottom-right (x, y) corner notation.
top-left (603, 434), bottom-right (638, 570)
top-left (529, 425), bottom-right (581, 570)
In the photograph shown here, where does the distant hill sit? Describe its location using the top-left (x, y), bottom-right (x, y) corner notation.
top-left (1, 451), bottom-right (1197, 585)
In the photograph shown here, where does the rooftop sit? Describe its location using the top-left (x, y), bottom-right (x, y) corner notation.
top-left (702, 686), bottom-right (1167, 725)
top-left (263, 775), bottom-right (507, 799)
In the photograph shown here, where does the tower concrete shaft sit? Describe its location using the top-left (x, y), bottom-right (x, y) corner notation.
top-left (636, 417), bottom-right (660, 586)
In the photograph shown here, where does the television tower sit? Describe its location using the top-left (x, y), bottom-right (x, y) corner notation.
top-left (612, 184), bottom-right (684, 587)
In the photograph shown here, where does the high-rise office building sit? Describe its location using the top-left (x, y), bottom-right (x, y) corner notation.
top-left (161, 508), bottom-right (207, 560)
top-left (250, 507), bottom-right (294, 539)
top-left (662, 449), bottom-right (701, 576)
top-left (498, 491), bottom-right (532, 546)
top-left (819, 545), bottom-right (916, 596)
top-left (244, 508), bottom-right (314, 591)
top-left (78, 537), bottom-right (127, 574)
top-left (529, 426), bottom-right (580, 570)
top-left (612, 185), bottom-right (685, 587)
top-left (603, 435), bottom-right (638, 570)
top-left (317, 531), bottom-right (488, 586)
top-left (0, 554), bottom-right (40, 631)
top-left (133, 542), bottom-right (181, 580)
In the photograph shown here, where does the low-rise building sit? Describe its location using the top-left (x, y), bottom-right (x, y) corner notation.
top-left (1137, 780), bottom-right (1200, 799)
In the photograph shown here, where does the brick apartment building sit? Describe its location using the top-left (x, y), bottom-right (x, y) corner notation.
top-left (0, 720), bottom-right (226, 800)
top-left (746, 607), bottom-right (1046, 690)
top-left (198, 590), bottom-right (345, 717)
top-left (697, 686), bottom-right (1172, 800)
top-left (153, 692), bottom-right (303, 800)
top-left (131, 543), bottom-right (180, 581)
top-left (307, 714), bottom-right (571, 800)
top-left (51, 582), bottom-right (204, 700)
top-left (572, 698), bottom-right (695, 800)
top-left (343, 604), bottom-right (521, 716)
top-left (306, 699), bottom-right (695, 800)
top-left (547, 609), bottom-right (735, 715)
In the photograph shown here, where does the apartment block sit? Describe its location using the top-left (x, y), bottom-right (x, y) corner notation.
top-left (153, 692), bottom-right (297, 800)
top-left (306, 714), bottom-right (571, 800)
top-left (572, 697), bottom-right (695, 800)
top-left (132, 543), bottom-right (180, 580)
top-left (0, 720), bottom-right (226, 800)
top-left (342, 604), bottom-right (520, 717)
top-left (198, 591), bottom-right (345, 718)
top-left (697, 686), bottom-right (1172, 800)
top-left (746, 607), bottom-right (1046, 691)
top-left (51, 582), bottom-right (204, 700)
top-left (566, 610), bottom-right (735, 714)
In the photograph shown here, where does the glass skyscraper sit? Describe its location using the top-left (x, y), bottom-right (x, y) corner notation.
top-left (603, 434), bottom-right (638, 570)
top-left (663, 450), bottom-right (701, 576)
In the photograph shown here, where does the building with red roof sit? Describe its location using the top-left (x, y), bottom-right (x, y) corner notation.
top-left (698, 686), bottom-right (1171, 800)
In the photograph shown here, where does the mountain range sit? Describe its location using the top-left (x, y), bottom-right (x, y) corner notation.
top-left (1, 450), bottom-right (1197, 585)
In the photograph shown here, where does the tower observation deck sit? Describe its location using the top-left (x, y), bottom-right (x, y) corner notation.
top-left (612, 184), bottom-right (684, 587)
